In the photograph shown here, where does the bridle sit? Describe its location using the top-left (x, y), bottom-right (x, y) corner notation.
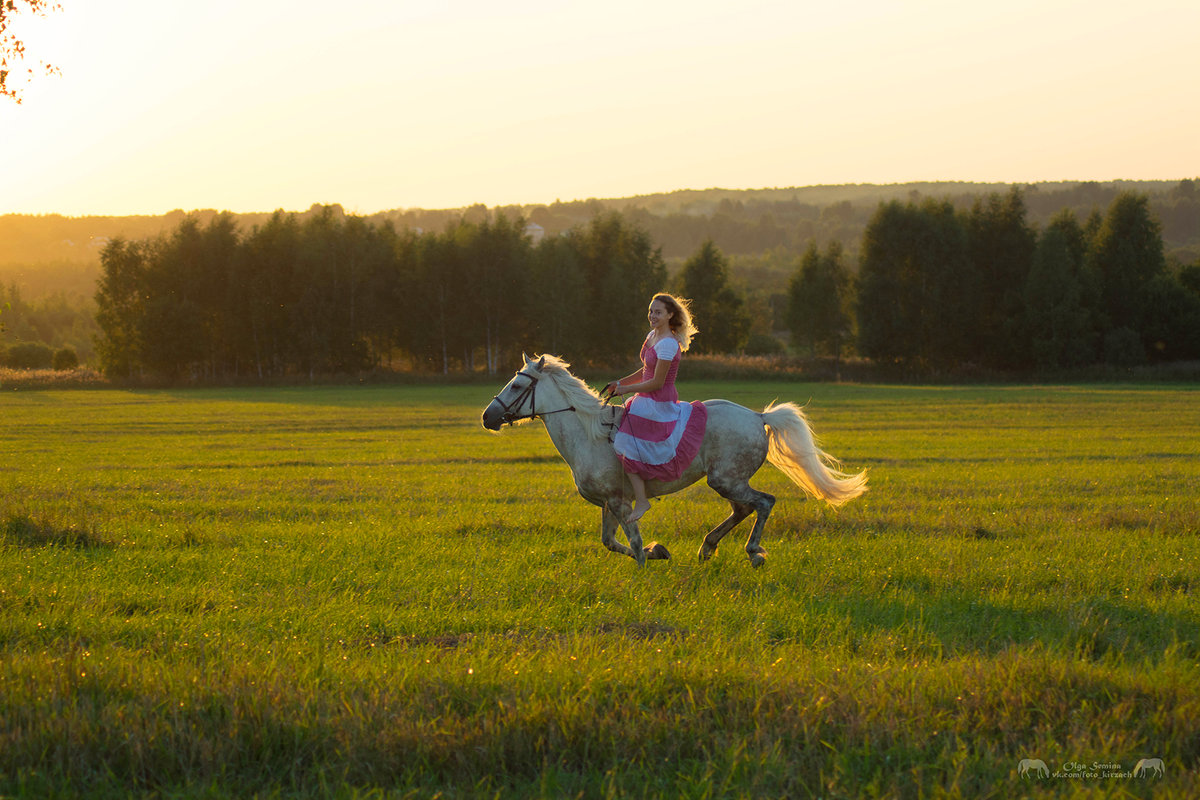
top-left (490, 369), bottom-right (576, 427)
top-left (491, 366), bottom-right (623, 442)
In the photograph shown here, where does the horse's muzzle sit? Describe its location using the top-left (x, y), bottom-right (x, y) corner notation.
top-left (481, 401), bottom-right (505, 431)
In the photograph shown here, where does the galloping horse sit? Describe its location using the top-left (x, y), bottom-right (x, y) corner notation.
top-left (481, 355), bottom-right (867, 567)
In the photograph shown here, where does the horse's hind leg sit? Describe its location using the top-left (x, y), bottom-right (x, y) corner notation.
top-left (697, 502), bottom-right (752, 562)
top-left (707, 478), bottom-right (775, 567)
top-left (741, 488), bottom-right (776, 567)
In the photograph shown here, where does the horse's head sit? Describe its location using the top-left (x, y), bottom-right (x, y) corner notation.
top-left (481, 354), bottom-right (547, 431)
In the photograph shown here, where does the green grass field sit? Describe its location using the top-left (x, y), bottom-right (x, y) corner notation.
top-left (1, 380), bottom-right (1198, 798)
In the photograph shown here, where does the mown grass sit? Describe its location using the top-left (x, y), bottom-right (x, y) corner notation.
top-left (1, 381), bottom-right (1197, 798)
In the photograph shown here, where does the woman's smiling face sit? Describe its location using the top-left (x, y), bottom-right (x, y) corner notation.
top-left (648, 299), bottom-right (672, 331)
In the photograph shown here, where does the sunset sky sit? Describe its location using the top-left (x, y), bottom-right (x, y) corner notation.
top-left (2, 0), bottom-right (1198, 216)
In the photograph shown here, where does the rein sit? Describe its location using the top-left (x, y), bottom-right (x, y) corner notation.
top-left (493, 368), bottom-right (623, 442)
top-left (598, 385), bottom-right (621, 443)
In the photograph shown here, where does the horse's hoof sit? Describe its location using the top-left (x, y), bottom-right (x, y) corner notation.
top-left (644, 542), bottom-right (670, 560)
top-left (748, 551), bottom-right (767, 568)
top-left (698, 545), bottom-right (716, 562)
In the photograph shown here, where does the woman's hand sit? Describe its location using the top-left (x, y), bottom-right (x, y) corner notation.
top-left (604, 381), bottom-right (621, 397)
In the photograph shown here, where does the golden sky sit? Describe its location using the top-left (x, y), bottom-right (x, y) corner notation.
top-left (2, 0), bottom-right (1198, 216)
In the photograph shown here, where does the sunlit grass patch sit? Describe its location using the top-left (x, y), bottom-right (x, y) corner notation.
top-left (0, 383), bottom-right (1197, 798)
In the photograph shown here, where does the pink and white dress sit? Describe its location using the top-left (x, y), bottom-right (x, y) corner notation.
top-left (613, 333), bottom-right (708, 482)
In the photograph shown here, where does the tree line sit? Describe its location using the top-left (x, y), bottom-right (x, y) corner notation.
top-left (94, 209), bottom-right (669, 379)
top-left (90, 189), bottom-right (1200, 380)
top-left (851, 190), bottom-right (1200, 370)
top-left (5, 181), bottom-right (1197, 366)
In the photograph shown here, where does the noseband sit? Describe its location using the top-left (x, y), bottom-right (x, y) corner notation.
top-left (490, 369), bottom-right (576, 426)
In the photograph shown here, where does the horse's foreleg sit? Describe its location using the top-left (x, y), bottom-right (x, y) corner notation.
top-left (601, 504), bottom-right (636, 559)
top-left (601, 502), bottom-right (647, 566)
top-left (615, 499), bottom-right (647, 567)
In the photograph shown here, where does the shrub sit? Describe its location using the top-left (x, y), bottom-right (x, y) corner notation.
top-left (3, 342), bottom-right (54, 369)
top-left (52, 347), bottom-right (79, 371)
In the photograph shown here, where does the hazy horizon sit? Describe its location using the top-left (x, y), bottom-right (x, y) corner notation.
top-left (2, 178), bottom-right (1193, 221)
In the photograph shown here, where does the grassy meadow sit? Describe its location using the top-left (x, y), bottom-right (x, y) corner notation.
top-left (1, 379), bottom-right (1198, 798)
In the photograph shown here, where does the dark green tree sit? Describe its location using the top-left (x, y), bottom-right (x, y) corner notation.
top-left (95, 237), bottom-right (149, 378)
top-left (964, 188), bottom-right (1037, 367)
top-left (857, 199), bottom-right (970, 367)
top-left (1024, 211), bottom-right (1096, 368)
top-left (677, 239), bottom-right (750, 354)
top-left (139, 215), bottom-right (241, 379)
top-left (242, 211), bottom-right (304, 376)
top-left (338, 214), bottom-right (396, 370)
top-left (135, 221), bottom-right (204, 378)
top-left (411, 222), bottom-right (471, 373)
top-left (384, 226), bottom-right (424, 368)
top-left (193, 214), bottom-right (242, 377)
top-left (463, 213), bottom-right (531, 374)
top-left (1180, 260), bottom-right (1200, 296)
top-left (1139, 271), bottom-right (1200, 361)
top-left (291, 208), bottom-right (354, 374)
top-left (526, 233), bottom-right (587, 357)
top-left (788, 241), bottom-right (851, 360)
top-left (1088, 192), bottom-right (1167, 361)
top-left (568, 212), bottom-right (666, 364)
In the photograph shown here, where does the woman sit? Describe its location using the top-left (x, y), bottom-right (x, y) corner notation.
top-left (605, 293), bottom-right (707, 524)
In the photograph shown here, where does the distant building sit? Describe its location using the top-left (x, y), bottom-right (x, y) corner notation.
top-left (524, 222), bottom-right (545, 244)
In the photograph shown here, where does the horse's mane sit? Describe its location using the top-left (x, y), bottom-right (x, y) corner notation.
top-left (535, 355), bottom-right (618, 441)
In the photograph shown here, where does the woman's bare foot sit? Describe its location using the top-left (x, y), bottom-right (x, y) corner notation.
top-left (627, 499), bottom-right (651, 524)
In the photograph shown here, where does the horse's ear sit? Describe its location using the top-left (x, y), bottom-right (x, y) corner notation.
top-left (523, 353), bottom-right (532, 367)
top-left (536, 356), bottom-right (546, 370)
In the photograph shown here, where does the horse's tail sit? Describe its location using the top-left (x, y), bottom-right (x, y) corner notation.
top-left (761, 401), bottom-right (867, 507)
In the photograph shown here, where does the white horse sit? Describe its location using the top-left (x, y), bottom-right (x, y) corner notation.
top-left (1018, 759), bottom-right (1049, 778)
top-left (481, 355), bottom-right (867, 566)
top-left (1134, 758), bottom-right (1165, 778)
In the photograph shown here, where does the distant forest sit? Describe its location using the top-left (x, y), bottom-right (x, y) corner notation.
top-left (1, 180), bottom-right (1198, 375)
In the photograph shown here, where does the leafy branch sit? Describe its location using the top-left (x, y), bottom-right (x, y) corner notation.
top-left (1, 0), bottom-right (63, 103)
